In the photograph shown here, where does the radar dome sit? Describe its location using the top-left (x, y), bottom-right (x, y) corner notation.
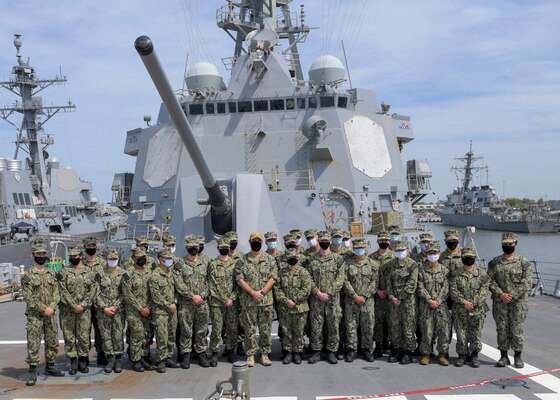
top-left (308, 55), bottom-right (346, 85)
top-left (185, 62), bottom-right (226, 91)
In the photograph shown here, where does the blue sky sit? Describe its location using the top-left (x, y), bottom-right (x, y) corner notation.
top-left (1, 0), bottom-right (559, 202)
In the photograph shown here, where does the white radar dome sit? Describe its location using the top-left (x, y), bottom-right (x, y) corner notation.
top-left (308, 55), bottom-right (346, 84)
top-left (185, 62), bottom-right (226, 91)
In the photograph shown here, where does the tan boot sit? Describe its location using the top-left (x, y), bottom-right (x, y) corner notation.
top-left (420, 355), bottom-right (430, 365)
top-left (437, 352), bottom-right (449, 366)
top-left (246, 356), bottom-right (255, 367)
top-left (261, 353), bottom-right (272, 366)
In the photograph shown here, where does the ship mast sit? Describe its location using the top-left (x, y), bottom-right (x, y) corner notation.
top-left (0, 34), bottom-right (75, 201)
top-left (451, 141), bottom-right (487, 198)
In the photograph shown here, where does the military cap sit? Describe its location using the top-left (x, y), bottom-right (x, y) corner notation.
top-left (135, 236), bottom-right (149, 245)
top-left (419, 232), bottom-right (433, 242)
top-left (377, 231), bottom-right (390, 240)
top-left (106, 248), bottom-right (119, 259)
top-left (318, 230), bottom-right (331, 241)
top-left (461, 247), bottom-right (476, 258)
top-left (444, 230), bottom-right (459, 241)
top-left (284, 248), bottom-right (299, 258)
top-left (68, 246), bottom-right (82, 256)
top-left (157, 247), bottom-right (173, 258)
top-left (304, 229), bottom-right (318, 238)
top-left (196, 235), bottom-right (205, 245)
top-left (225, 231), bottom-right (238, 241)
top-left (352, 238), bottom-right (366, 248)
top-left (289, 229), bottom-right (303, 238)
top-left (31, 241), bottom-right (47, 253)
top-left (217, 237), bottom-right (231, 248)
top-left (132, 247), bottom-right (147, 257)
top-left (163, 235), bottom-right (176, 245)
top-left (82, 236), bottom-right (97, 246)
top-left (425, 242), bottom-right (440, 253)
top-left (343, 231), bottom-right (351, 240)
top-left (501, 232), bottom-right (518, 244)
top-left (264, 231), bottom-right (278, 240)
top-left (387, 225), bottom-right (401, 234)
top-left (283, 234), bottom-right (297, 245)
top-left (185, 236), bottom-right (199, 247)
top-left (394, 240), bottom-right (409, 251)
top-left (249, 231), bottom-right (263, 241)
top-left (331, 228), bottom-right (343, 238)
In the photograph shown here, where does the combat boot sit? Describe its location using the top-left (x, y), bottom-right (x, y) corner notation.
top-left (514, 351), bottom-right (524, 368)
top-left (345, 350), bottom-right (357, 363)
top-left (227, 351), bottom-right (236, 364)
top-left (282, 352), bottom-right (293, 365)
top-left (336, 345), bottom-right (345, 360)
top-left (437, 353), bottom-right (449, 366)
top-left (327, 351), bottom-right (338, 364)
top-left (210, 352), bottom-right (218, 367)
top-left (114, 355), bottom-right (123, 373)
top-left (496, 350), bottom-right (510, 367)
top-left (221, 348), bottom-right (231, 359)
top-left (399, 351), bottom-right (411, 365)
top-left (308, 351), bottom-right (321, 364)
top-left (373, 342), bottom-right (384, 359)
top-left (293, 353), bottom-right (302, 365)
top-left (363, 350), bottom-right (375, 363)
top-left (132, 360), bottom-right (145, 372)
top-left (420, 355), bottom-right (430, 365)
top-left (455, 354), bottom-right (466, 367)
top-left (155, 361), bottom-right (166, 373)
top-left (104, 355), bottom-right (115, 373)
top-left (97, 352), bottom-right (107, 366)
top-left (180, 353), bottom-right (191, 369)
top-left (45, 362), bottom-right (64, 377)
top-left (199, 352), bottom-right (210, 368)
top-left (141, 357), bottom-right (154, 371)
top-left (470, 352), bottom-right (480, 368)
top-left (26, 366), bottom-right (37, 386)
top-left (261, 353), bottom-right (272, 366)
top-left (237, 342), bottom-right (246, 356)
top-left (246, 355), bottom-right (255, 367)
top-left (165, 358), bottom-right (180, 368)
top-left (69, 357), bottom-right (78, 375)
top-left (388, 347), bottom-right (399, 363)
top-left (396, 349), bottom-right (405, 362)
top-left (78, 356), bottom-right (89, 373)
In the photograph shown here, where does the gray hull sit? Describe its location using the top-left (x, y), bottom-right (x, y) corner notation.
top-left (0, 242), bottom-right (30, 267)
top-left (440, 213), bottom-right (560, 233)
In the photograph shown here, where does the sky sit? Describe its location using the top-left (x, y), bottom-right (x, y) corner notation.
top-left (1, 0), bottom-right (559, 203)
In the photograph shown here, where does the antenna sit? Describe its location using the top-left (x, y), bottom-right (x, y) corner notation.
top-left (341, 40), bottom-right (353, 89)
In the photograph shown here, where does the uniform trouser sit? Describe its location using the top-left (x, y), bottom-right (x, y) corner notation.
top-left (97, 310), bottom-right (125, 356)
top-left (26, 313), bottom-right (59, 366)
top-left (373, 296), bottom-right (390, 344)
top-left (178, 302), bottom-right (209, 354)
top-left (309, 296), bottom-right (341, 353)
top-left (239, 305), bottom-right (273, 356)
top-left (345, 299), bottom-right (375, 351)
top-left (389, 297), bottom-right (416, 351)
top-left (152, 312), bottom-right (177, 363)
top-left (60, 307), bottom-right (92, 358)
top-left (126, 311), bottom-right (152, 362)
top-left (492, 300), bottom-right (528, 352)
top-left (418, 303), bottom-right (450, 355)
top-left (236, 302), bottom-right (246, 346)
top-left (454, 310), bottom-right (485, 354)
top-left (91, 304), bottom-right (103, 353)
top-left (279, 309), bottom-right (307, 353)
top-left (338, 293), bottom-right (346, 350)
top-left (210, 305), bottom-right (238, 353)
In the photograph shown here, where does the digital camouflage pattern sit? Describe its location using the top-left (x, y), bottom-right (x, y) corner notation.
top-left (149, 265), bottom-right (177, 363)
top-left (122, 267), bottom-right (152, 362)
top-left (94, 267), bottom-right (125, 356)
top-left (369, 248), bottom-right (395, 344)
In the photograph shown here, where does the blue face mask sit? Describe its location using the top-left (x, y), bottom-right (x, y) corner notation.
top-left (267, 241), bottom-right (277, 250)
top-left (354, 248), bottom-right (365, 257)
top-left (390, 235), bottom-right (400, 243)
top-left (333, 238), bottom-right (343, 246)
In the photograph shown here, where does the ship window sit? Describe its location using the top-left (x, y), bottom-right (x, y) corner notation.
top-left (72, 207), bottom-right (77, 217)
top-left (217, 102), bottom-right (226, 114)
top-left (338, 96), bottom-right (348, 108)
top-left (254, 100), bottom-right (269, 111)
top-left (320, 96), bottom-right (335, 108)
top-left (206, 103), bottom-right (215, 114)
top-left (238, 101), bottom-right (252, 112)
top-left (286, 98), bottom-right (295, 110)
top-left (13, 193), bottom-right (19, 205)
top-left (228, 102), bottom-right (237, 113)
top-left (65, 206), bottom-right (69, 216)
top-left (309, 96), bottom-right (317, 109)
top-left (270, 99), bottom-right (285, 110)
top-left (18, 193), bottom-right (25, 205)
top-left (189, 104), bottom-right (204, 115)
top-left (24, 193), bottom-right (31, 205)
top-left (297, 98), bottom-right (306, 109)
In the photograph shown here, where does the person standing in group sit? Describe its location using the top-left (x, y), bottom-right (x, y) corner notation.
top-left (386, 225), bottom-right (402, 251)
top-left (22, 241), bottom-right (65, 386)
top-left (304, 229), bottom-right (320, 258)
top-left (265, 231), bottom-right (280, 260)
top-left (226, 231), bottom-right (246, 358)
top-left (450, 248), bottom-right (490, 368)
top-left (488, 232), bottom-right (532, 368)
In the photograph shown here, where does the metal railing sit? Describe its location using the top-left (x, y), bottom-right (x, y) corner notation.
top-left (263, 169), bottom-right (316, 191)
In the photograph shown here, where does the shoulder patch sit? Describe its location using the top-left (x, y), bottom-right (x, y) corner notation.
top-left (122, 273), bottom-right (130, 282)
top-left (95, 273), bottom-right (102, 283)
top-left (21, 274), bottom-right (30, 286)
top-left (56, 272), bottom-right (63, 282)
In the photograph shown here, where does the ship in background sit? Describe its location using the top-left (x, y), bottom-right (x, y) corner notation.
top-left (440, 142), bottom-right (560, 233)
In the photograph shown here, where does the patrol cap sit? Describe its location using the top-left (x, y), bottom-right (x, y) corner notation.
top-left (352, 238), bottom-right (366, 248)
top-left (135, 236), bottom-right (149, 245)
top-left (444, 230), bottom-right (459, 241)
top-left (249, 231), bottom-right (263, 241)
top-left (106, 248), bottom-right (119, 259)
top-left (283, 234), bottom-right (297, 245)
top-left (217, 237), bottom-right (231, 248)
top-left (331, 228), bottom-right (343, 238)
top-left (289, 229), bottom-right (303, 238)
top-left (185, 236), bottom-right (199, 247)
top-left (387, 225), bottom-right (401, 234)
top-left (461, 247), bottom-right (476, 258)
top-left (284, 248), bottom-right (299, 258)
top-left (304, 229), bottom-right (318, 238)
top-left (225, 231), bottom-right (238, 241)
top-left (68, 246), bottom-right (82, 256)
top-left (425, 242), bottom-right (440, 253)
top-left (419, 232), bottom-right (433, 242)
top-left (318, 230), bottom-right (331, 241)
top-left (377, 231), bottom-right (390, 240)
top-left (196, 235), bottom-right (205, 245)
top-left (132, 247), bottom-right (147, 257)
top-left (82, 236), bottom-right (97, 246)
top-left (343, 231), bottom-right (351, 240)
top-left (264, 231), bottom-right (278, 241)
top-left (163, 235), bottom-right (176, 246)
top-left (394, 240), bottom-right (409, 251)
top-left (31, 241), bottom-right (47, 253)
top-left (157, 247), bottom-right (173, 258)
top-left (501, 232), bottom-right (518, 244)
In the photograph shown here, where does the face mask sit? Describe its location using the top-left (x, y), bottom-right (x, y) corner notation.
top-left (164, 259), bottom-right (173, 267)
top-left (390, 235), bottom-right (400, 243)
top-left (462, 257), bottom-right (476, 266)
top-left (107, 259), bottom-right (119, 268)
top-left (219, 248), bottom-right (230, 256)
top-left (502, 245), bottom-right (515, 255)
top-left (287, 258), bottom-right (298, 266)
top-left (354, 248), bottom-right (365, 257)
top-left (378, 242), bottom-right (390, 250)
top-left (250, 241), bottom-right (262, 252)
top-left (136, 257), bottom-right (147, 266)
top-left (198, 245), bottom-right (204, 254)
top-left (168, 246), bottom-right (176, 254)
top-left (34, 256), bottom-right (48, 266)
top-left (85, 248), bottom-right (97, 256)
top-left (420, 243), bottom-right (429, 252)
top-left (230, 241), bottom-right (238, 250)
top-left (187, 247), bottom-right (199, 256)
top-left (296, 237), bottom-right (302, 246)
top-left (307, 238), bottom-right (318, 247)
top-left (446, 241), bottom-right (459, 250)
top-left (69, 257), bottom-right (81, 266)
top-left (319, 242), bottom-right (331, 250)
top-left (395, 250), bottom-right (407, 260)
top-left (286, 244), bottom-right (296, 250)
top-left (332, 238), bottom-right (342, 246)
top-left (343, 240), bottom-right (351, 248)
top-left (427, 254), bottom-right (439, 263)
top-left (267, 241), bottom-right (277, 250)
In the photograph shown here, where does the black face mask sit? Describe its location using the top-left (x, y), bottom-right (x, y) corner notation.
top-left (69, 257), bottom-right (81, 266)
top-left (136, 257), bottom-right (147, 266)
top-left (250, 241), bottom-right (262, 252)
top-left (446, 241), bottom-right (459, 250)
top-left (230, 241), bottom-right (238, 250)
top-left (198, 245), bottom-right (204, 254)
top-left (34, 256), bottom-right (48, 266)
top-left (85, 248), bottom-right (97, 256)
top-left (319, 242), bottom-right (331, 250)
top-left (287, 258), bottom-right (298, 266)
top-left (502, 245), bottom-right (515, 255)
top-left (285, 244), bottom-right (297, 250)
top-left (218, 248), bottom-right (230, 256)
top-left (187, 247), bottom-right (199, 256)
top-left (462, 257), bottom-right (476, 266)
top-left (378, 242), bottom-right (390, 249)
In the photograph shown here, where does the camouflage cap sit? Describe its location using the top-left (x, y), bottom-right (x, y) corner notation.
top-left (461, 247), bottom-right (476, 258)
top-left (395, 240), bottom-right (409, 251)
top-left (304, 228), bottom-right (318, 238)
top-left (217, 236), bottom-right (231, 248)
top-left (135, 236), bottom-right (149, 245)
top-left (318, 230), bottom-right (331, 241)
top-left (249, 231), bottom-right (263, 241)
top-left (185, 236), bottom-right (199, 247)
top-left (31, 241), bottom-right (47, 253)
top-left (377, 231), bottom-right (390, 240)
top-left (283, 234), bottom-right (297, 245)
top-left (425, 242), bottom-right (440, 253)
top-left (444, 230), bottom-right (459, 241)
top-left (387, 225), bottom-right (401, 234)
top-left (82, 236), bottom-right (97, 246)
top-left (106, 248), bottom-right (119, 259)
top-left (352, 238), bottom-right (366, 248)
top-left (163, 235), bottom-right (176, 246)
top-left (284, 248), bottom-right (299, 258)
top-left (331, 228), bottom-right (343, 238)
top-left (196, 235), bottom-right (205, 245)
top-left (264, 231), bottom-right (278, 241)
top-left (289, 229), bottom-right (303, 238)
top-left (132, 247), bottom-right (147, 257)
top-left (157, 247), bottom-right (173, 258)
top-left (343, 231), bottom-right (351, 240)
top-left (501, 232), bottom-right (518, 244)
top-left (419, 232), bottom-right (433, 242)
top-left (68, 245), bottom-right (82, 256)
top-left (225, 231), bottom-right (238, 241)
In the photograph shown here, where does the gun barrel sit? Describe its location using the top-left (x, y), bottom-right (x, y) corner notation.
top-left (134, 36), bottom-right (230, 215)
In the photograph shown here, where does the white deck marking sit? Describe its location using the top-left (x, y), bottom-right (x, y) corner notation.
top-left (534, 394), bottom-right (560, 400)
top-left (425, 395), bottom-right (521, 399)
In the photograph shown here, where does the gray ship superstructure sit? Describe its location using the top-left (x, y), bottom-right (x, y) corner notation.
top-left (0, 34), bottom-right (121, 266)
top-left (440, 142), bottom-right (559, 233)
top-left (112, 0), bottom-right (433, 253)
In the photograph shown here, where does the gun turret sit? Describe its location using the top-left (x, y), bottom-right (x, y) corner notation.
top-left (135, 36), bottom-right (232, 233)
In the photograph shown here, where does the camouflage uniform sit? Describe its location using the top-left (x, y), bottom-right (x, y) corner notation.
top-left (196, 235), bottom-right (213, 266)
top-left (226, 231), bottom-right (246, 353)
top-left (125, 236), bottom-right (155, 271)
top-left (304, 229), bottom-right (320, 258)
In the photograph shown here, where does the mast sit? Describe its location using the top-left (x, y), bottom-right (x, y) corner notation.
top-left (451, 141), bottom-right (487, 198)
top-left (0, 34), bottom-right (75, 201)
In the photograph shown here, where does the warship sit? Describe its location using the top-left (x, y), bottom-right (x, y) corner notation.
top-left (440, 142), bottom-right (560, 233)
